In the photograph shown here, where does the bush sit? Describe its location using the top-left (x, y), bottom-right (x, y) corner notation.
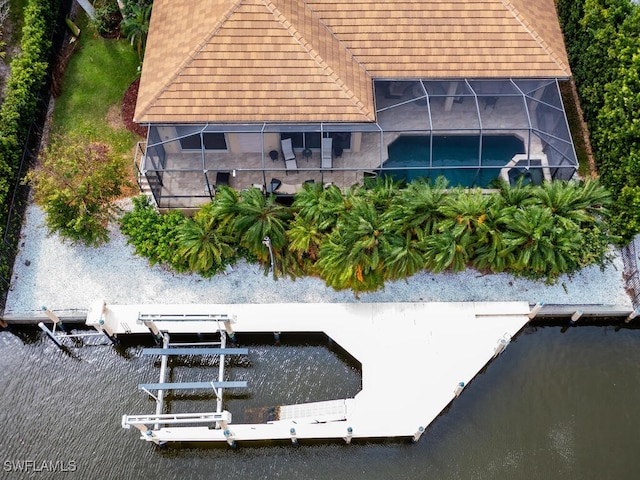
top-left (120, 195), bottom-right (190, 272)
top-left (557, 0), bottom-right (640, 242)
top-left (26, 135), bottom-right (131, 246)
top-left (0, 0), bottom-right (57, 292)
top-left (92, 0), bottom-right (122, 37)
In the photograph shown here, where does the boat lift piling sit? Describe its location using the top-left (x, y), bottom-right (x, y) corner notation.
top-left (38, 322), bottom-right (65, 350)
top-left (154, 334), bottom-right (170, 430)
top-left (216, 330), bottom-right (227, 417)
top-left (38, 307), bottom-right (66, 350)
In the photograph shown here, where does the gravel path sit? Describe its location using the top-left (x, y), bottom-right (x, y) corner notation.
top-left (4, 203), bottom-right (632, 315)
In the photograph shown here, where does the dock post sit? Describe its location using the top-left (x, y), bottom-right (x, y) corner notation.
top-left (133, 423), bottom-right (152, 438)
top-left (344, 427), bottom-right (353, 444)
top-left (42, 306), bottom-right (65, 332)
top-left (625, 308), bottom-right (640, 324)
top-left (290, 428), bottom-right (298, 445)
top-left (412, 426), bottom-right (425, 443)
top-left (143, 320), bottom-right (164, 344)
top-left (223, 317), bottom-right (236, 342)
top-left (492, 334), bottom-right (511, 358)
top-left (38, 322), bottom-right (65, 350)
top-left (224, 429), bottom-right (236, 448)
top-left (98, 319), bottom-right (118, 344)
top-left (570, 310), bottom-right (583, 325)
top-left (528, 302), bottom-right (544, 319)
top-left (453, 381), bottom-right (465, 397)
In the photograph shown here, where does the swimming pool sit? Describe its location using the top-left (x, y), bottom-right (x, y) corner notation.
top-left (381, 135), bottom-right (526, 187)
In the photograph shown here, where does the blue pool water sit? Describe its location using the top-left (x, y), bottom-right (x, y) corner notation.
top-left (382, 135), bottom-right (525, 187)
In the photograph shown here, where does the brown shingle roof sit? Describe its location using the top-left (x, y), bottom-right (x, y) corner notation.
top-left (135, 0), bottom-right (571, 124)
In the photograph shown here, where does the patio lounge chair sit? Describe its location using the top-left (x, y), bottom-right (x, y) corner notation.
top-left (322, 137), bottom-right (333, 169)
top-left (281, 138), bottom-right (298, 174)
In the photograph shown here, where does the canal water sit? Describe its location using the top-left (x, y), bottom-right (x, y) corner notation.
top-left (1, 324), bottom-right (640, 479)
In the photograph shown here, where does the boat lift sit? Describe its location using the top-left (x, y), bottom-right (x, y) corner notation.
top-left (121, 311), bottom-right (248, 444)
top-left (37, 306), bottom-right (113, 350)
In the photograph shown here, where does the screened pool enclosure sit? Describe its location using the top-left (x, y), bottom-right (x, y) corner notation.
top-left (136, 79), bottom-right (578, 209)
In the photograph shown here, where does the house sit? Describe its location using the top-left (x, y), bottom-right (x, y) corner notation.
top-left (134, 0), bottom-right (577, 210)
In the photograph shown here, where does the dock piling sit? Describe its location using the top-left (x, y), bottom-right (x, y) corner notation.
top-left (98, 319), bottom-right (118, 344)
top-left (224, 429), bottom-right (236, 448)
top-left (453, 381), bottom-right (465, 397)
top-left (345, 427), bottom-right (353, 444)
top-left (570, 310), bottom-right (583, 325)
top-left (142, 320), bottom-right (163, 344)
top-left (223, 317), bottom-right (236, 342)
top-left (42, 306), bottom-right (65, 332)
top-left (412, 426), bottom-right (425, 443)
top-left (528, 302), bottom-right (544, 319)
top-left (492, 333), bottom-right (511, 358)
top-left (625, 308), bottom-right (640, 324)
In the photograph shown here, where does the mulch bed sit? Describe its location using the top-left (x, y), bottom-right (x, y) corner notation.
top-left (122, 78), bottom-right (148, 138)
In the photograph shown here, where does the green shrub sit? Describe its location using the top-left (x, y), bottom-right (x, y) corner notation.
top-left (26, 135), bottom-right (131, 246)
top-left (91, 0), bottom-right (121, 36)
top-left (0, 0), bottom-right (57, 288)
top-left (557, 0), bottom-right (640, 242)
top-left (120, 196), bottom-right (190, 272)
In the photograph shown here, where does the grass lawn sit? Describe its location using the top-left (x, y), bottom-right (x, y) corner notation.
top-left (51, 19), bottom-right (141, 158)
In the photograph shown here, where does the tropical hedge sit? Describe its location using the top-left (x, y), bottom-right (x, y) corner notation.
top-left (0, 0), bottom-right (56, 280)
top-left (556, 0), bottom-right (640, 241)
top-left (121, 178), bottom-right (613, 294)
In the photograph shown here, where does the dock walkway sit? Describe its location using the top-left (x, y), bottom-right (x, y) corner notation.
top-left (88, 301), bottom-right (531, 444)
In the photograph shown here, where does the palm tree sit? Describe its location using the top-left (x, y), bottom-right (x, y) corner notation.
top-left (120, 2), bottom-right (152, 59)
top-left (530, 179), bottom-right (611, 229)
top-left (203, 186), bottom-right (239, 237)
top-left (384, 230), bottom-right (427, 279)
top-left (495, 176), bottom-right (535, 207)
top-left (501, 205), bottom-right (581, 278)
top-left (317, 196), bottom-right (392, 292)
top-left (176, 214), bottom-right (234, 276)
top-left (385, 176), bottom-right (448, 237)
top-left (472, 200), bottom-right (515, 273)
top-left (292, 182), bottom-right (346, 233)
top-left (287, 216), bottom-right (324, 271)
top-left (233, 188), bottom-right (293, 266)
top-left (355, 175), bottom-right (401, 212)
top-left (438, 188), bottom-right (490, 236)
top-left (422, 228), bottom-right (471, 273)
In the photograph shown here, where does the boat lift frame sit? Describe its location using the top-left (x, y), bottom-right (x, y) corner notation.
top-left (121, 312), bottom-right (247, 444)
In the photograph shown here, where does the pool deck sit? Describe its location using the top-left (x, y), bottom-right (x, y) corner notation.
top-left (87, 301), bottom-right (531, 444)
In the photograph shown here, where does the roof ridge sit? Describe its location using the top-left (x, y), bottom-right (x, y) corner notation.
top-left (136, 0), bottom-right (244, 121)
top-left (501, 0), bottom-right (571, 76)
top-left (262, 0), bottom-right (374, 120)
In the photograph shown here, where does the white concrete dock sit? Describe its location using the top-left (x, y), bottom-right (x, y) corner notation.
top-left (88, 301), bottom-right (531, 444)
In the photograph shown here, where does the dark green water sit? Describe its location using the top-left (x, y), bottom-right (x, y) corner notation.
top-left (1, 325), bottom-right (640, 479)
